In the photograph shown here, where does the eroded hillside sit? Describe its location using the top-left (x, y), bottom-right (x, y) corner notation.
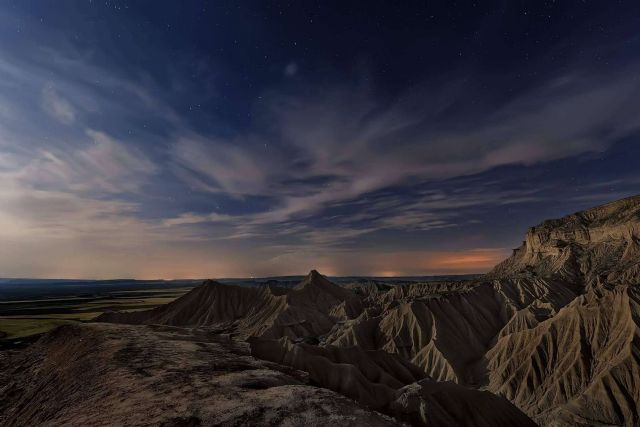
top-left (3, 195), bottom-right (640, 426)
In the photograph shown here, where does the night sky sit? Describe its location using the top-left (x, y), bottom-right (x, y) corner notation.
top-left (1, 1), bottom-right (639, 278)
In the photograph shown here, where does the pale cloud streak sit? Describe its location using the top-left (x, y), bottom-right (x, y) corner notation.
top-left (41, 85), bottom-right (75, 124)
top-left (166, 62), bottom-right (640, 243)
top-left (0, 3), bottom-right (639, 278)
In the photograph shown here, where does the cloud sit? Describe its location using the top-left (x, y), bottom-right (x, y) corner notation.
top-left (172, 135), bottom-right (274, 196)
top-left (7, 129), bottom-right (158, 195)
top-left (0, 3), bottom-right (638, 278)
top-left (80, 130), bottom-right (158, 192)
top-left (169, 61), bottom-right (640, 240)
top-left (41, 85), bottom-right (75, 124)
top-left (0, 187), bottom-right (140, 240)
top-left (162, 212), bottom-right (234, 227)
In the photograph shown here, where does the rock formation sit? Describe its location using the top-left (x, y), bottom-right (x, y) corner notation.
top-left (483, 195), bottom-right (640, 425)
top-left (97, 269), bottom-right (363, 341)
top-left (3, 195), bottom-right (640, 426)
top-left (249, 336), bottom-right (536, 427)
top-left (0, 323), bottom-right (397, 426)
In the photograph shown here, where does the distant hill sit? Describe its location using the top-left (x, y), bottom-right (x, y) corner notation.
top-left (0, 279), bottom-right (203, 301)
top-left (0, 275), bottom-right (480, 301)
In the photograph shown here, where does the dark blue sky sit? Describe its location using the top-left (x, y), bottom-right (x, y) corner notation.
top-left (0, 1), bottom-right (639, 278)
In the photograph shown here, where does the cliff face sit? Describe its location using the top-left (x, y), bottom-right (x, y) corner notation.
top-left (489, 195), bottom-right (640, 285)
top-left (482, 195), bottom-right (640, 426)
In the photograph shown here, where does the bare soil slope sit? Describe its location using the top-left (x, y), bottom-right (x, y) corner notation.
top-left (97, 270), bottom-right (363, 340)
top-left (250, 336), bottom-right (536, 427)
top-left (484, 195), bottom-right (640, 426)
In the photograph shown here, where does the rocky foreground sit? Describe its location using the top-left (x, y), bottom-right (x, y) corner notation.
top-left (1, 195), bottom-right (639, 426)
top-left (0, 324), bottom-right (400, 426)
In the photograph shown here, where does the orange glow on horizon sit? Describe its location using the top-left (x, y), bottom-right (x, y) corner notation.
top-left (1, 243), bottom-right (510, 279)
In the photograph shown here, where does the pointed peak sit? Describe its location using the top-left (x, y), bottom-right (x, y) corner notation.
top-left (308, 269), bottom-right (322, 279)
top-left (305, 269), bottom-right (333, 285)
top-left (296, 269), bottom-right (335, 290)
top-left (200, 279), bottom-right (230, 289)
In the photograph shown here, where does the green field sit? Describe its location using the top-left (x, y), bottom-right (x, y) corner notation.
top-left (0, 288), bottom-right (191, 341)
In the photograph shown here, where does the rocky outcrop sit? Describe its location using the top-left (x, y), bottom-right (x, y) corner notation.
top-left (249, 336), bottom-right (426, 409)
top-left (250, 336), bottom-right (536, 427)
top-left (390, 379), bottom-right (537, 427)
top-left (325, 283), bottom-right (506, 385)
top-left (0, 323), bottom-right (397, 426)
top-left (487, 285), bottom-right (640, 426)
top-left (97, 270), bottom-right (364, 341)
top-left (483, 195), bottom-right (640, 426)
top-left (489, 195), bottom-right (640, 286)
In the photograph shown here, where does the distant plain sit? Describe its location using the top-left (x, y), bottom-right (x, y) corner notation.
top-left (0, 275), bottom-right (477, 346)
top-left (0, 283), bottom-right (196, 344)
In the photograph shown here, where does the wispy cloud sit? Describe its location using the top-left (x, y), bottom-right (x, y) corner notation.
top-left (0, 3), bottom-right (638, 278)
top-left (41, 85), bottom-right (75, 124)
top-left (166, 61), bottom-right (640, 247)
